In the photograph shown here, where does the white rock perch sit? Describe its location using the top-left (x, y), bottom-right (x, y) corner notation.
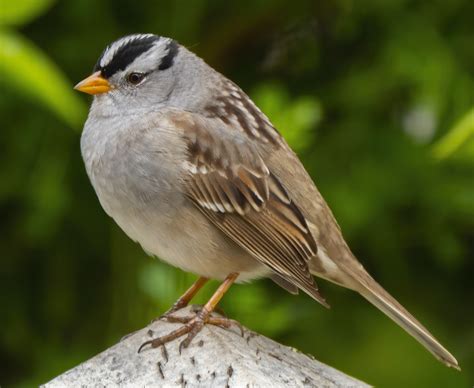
top-left (43, 306), bottom-right (369, 387)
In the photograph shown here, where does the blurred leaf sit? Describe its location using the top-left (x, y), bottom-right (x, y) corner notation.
top-left (433, 108), bottom-right (474, 159)
top-left (0, 30), bottom-right (86, 128)
top-left (0, 0), bottom-right (55, 27)
top-left (252, 83), bottom-right (322, 151)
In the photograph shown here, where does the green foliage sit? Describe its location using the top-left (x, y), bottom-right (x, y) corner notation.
top-left (1, 1), bottom-right (473, 387)
top-left (0, 0), bottom-right (55, 26)
top-left (433, 108), bottom-right (474, 159)
top-left (0, 0), bottom-right (85, 129)
top-left (0, 30), bottom-right (86, 128)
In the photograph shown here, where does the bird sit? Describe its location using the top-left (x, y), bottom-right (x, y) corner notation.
top-left (74, 33), bottom-right (459, 369)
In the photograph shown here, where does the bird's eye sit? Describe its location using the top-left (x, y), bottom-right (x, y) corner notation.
top-left (127, 72), bottom-right (145, 85)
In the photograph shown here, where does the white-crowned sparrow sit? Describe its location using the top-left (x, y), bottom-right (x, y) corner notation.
top-left (75, 33), bottom-right (459, 368)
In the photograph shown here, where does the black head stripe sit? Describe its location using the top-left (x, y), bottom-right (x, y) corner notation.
top-left (94, 35), bottom-right (160, 78)
top-left (158, 40), bottom-right (179, 70)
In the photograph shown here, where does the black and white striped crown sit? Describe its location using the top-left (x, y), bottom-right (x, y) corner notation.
top-left (94, 34), bottom-right (179, 78)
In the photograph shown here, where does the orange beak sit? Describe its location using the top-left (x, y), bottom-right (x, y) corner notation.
top-left (74, 71), bottom-right (112, 95)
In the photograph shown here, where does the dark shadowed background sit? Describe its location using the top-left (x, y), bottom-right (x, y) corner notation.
top-left (1, 1), bottom-right (473, 386)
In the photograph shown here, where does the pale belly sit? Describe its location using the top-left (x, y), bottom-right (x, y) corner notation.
top-left (103, 195), bottom-right (270, 282)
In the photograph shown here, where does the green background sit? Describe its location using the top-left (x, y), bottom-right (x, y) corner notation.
top-left (1, 1), bottom-right (473, 386)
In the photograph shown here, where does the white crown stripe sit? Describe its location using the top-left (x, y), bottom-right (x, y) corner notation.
top-left (99, 34), bottom-right (158, 68)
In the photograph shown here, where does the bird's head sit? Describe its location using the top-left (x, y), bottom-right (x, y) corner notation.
top-left (75, 34), bottom-right (210, 115)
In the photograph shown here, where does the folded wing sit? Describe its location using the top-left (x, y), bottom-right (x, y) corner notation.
top-left (173, 112), bottom-right (328, 307)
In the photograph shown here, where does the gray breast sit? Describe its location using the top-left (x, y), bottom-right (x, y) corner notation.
top-left (80, 112), bottom-right (187, 221)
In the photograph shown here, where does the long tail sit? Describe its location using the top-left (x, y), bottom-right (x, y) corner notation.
top-left (352, 270), bottom-right (460, 369)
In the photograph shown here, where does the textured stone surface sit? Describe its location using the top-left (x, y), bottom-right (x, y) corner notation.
top-left (43, 306), bottom-right (369, 387)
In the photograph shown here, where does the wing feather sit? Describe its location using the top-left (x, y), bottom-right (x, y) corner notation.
top-left (174, 113), bottom-right (328, 306)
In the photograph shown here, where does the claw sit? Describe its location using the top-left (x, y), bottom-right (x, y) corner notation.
top-left (138, 339), bottom-right (152, 353)
top-left (140, 313), bottom-right (206, 354)
top-left (139, 273), bottom-right (239, 354)
top-left (139, 309), bottom-right (244, 353)
top-left (179, 338), bottom-right (189, 352)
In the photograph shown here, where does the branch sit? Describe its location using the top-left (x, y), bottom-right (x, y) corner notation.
top-left (43, 306), bottom-right (369, 387)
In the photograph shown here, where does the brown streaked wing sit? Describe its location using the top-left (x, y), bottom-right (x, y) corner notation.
top-left (174, 113), bottom-right (328, 307)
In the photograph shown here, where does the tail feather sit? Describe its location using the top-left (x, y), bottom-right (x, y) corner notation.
top-left (306, 221), bottom-right (459, 369)
top-left (352, 270), bottom-right (460, 370)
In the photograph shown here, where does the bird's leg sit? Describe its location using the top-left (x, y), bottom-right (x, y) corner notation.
top-left (139, 273), bottom-right (239, 353)
top-left (159, 277), bottom-right (208, 320)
